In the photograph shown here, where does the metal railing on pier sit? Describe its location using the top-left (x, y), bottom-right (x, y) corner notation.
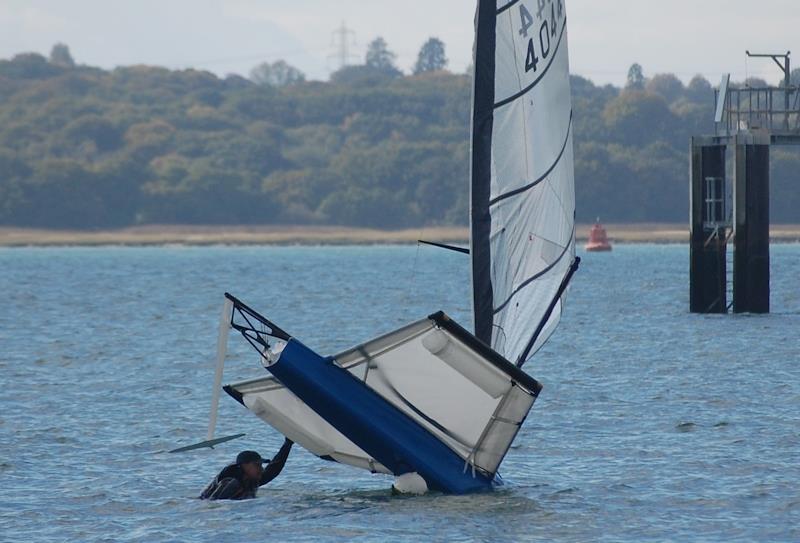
top-left (715, 86), bottom-right (800, 135)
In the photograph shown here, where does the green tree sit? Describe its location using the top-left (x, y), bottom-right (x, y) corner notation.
top-left (330, 64), bottom-right (395, 86)
top-left (646, 73), bottom-right (684, 103)
top-left (49, 43), bottom-right (75, 67)
top-left (23, 159), bottom-right (107, 227)
top-left (1, 51), bottom-right (796, 229)
top-left (686, 75), bottom-right (712, 103)
top-left (414, 38), bottom-right (448, 75)
top-left (743, 77), bottom-right (769, 88)
top-left (626, 63), bottom-right (645, 90)
top-left (62, 115), bottom-right (122, 152)
top-left (0, 52), bottom-right (62, 79)
top-left (365, 37), bottom-right (401, 77)
top-left (318, 186), bottom-right (411, 228)
top-left (0, 149), bottom-right (32, 224)
top-left (262, 168), bottom-right (339, 223)
top-left (603, 90), bottom-right (678, 147)
top-left (250, 60), bottom-right (305, 87)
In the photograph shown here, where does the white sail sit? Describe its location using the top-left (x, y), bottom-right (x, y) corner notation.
top-left (471, 0), bottom-right (576, 366)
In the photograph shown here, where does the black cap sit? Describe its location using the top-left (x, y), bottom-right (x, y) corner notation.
top-left (236, 450), bottom-right (263, 465)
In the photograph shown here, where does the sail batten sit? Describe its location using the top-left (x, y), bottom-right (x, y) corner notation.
top-left (493, 16), bottom-right (569, 109)
top-left (471, 0), bottom-right (576, 366)
top-left (492, 222), bottom-right (575, 315)
top-left (489, 110), bottom-right (573, 206)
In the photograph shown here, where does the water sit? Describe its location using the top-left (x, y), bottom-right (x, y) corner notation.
top-left (1, 244), bottom-right (798, 542)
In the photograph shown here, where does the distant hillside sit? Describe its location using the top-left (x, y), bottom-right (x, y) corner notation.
top-left (0, 51), bottom-right (798, 229)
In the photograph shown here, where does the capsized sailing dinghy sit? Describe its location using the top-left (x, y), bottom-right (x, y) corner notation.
top-left (218, 0), bottom-right (579, 494)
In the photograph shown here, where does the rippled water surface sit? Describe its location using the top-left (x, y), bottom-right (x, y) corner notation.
top-left (1, 244), bottom-right (799, 542)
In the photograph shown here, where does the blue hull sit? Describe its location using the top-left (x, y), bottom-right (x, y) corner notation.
top-left (265, 338), bottom-right (494, 494)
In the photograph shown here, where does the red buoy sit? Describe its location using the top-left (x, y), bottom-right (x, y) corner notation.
top-left (585, 220), bottom-right (612, 252)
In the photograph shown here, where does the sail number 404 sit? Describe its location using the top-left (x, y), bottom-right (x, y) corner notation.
top-left (518, 0), bottom-right (563, 73)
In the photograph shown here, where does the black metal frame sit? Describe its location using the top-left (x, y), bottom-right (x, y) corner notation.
top-left (224, 292), bottom-right (291, 357)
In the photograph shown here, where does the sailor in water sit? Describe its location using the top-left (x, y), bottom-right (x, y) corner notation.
top-left (200, 438), bottom-right (293, 500)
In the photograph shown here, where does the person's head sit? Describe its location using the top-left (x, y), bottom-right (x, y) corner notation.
top-left (236, 450), bottom-right (264, 480)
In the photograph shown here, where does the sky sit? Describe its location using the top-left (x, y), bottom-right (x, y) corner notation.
top-left (0, 0), bottom-right (798, 86)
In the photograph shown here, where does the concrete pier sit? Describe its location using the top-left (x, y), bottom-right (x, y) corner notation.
top-left (733, 142), bottom-right (770, 313)
top-left (689, 59), bottom-right (799, 315)
top-left (689, 142), bottom-right (727, 313)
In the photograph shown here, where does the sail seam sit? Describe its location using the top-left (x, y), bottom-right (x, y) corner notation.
top-left (531, 233), bottom-right (568, 252)
top-left (493, 17), bottom-right (567, 109)
top-left (544, 170), bottom-right (571, 223)
top-left (506, 7), bottom-right (533, 183)
top-left (489, 110), bottom-right (573, 207)
top-left (492, 224), bottom-right (575, 315)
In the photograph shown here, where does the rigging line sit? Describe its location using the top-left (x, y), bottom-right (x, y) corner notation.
top-left (516, 256), bottom-right (580, 367)
top-left (492, 223), bottom-right (575, 315)
top-left (418, 240), bottom-right (470, 254)
top-left (410, 227), bottom-right (425, 311)
top-left (489, 110), bottom-right (573, 206)
top-left (494, 16), bottom-right (568, 109)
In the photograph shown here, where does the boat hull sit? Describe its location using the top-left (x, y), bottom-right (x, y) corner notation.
top-left (224, 310), bottom-right (542, 495)
top-left (260, 338), bottom-right (495, 494)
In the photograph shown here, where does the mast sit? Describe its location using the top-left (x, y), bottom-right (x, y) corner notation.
top-left (470, 0), bottom-right (497, 345)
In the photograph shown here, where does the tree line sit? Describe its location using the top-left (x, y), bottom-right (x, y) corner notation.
top-left (0, 43), bottom-right (797, 229)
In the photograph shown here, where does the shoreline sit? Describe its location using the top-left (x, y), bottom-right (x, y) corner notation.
top-left (1, 224), bottom-right (799, 247)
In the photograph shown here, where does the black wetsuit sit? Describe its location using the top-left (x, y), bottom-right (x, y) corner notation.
top-left (199, 439), bottom-right (293, 500)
